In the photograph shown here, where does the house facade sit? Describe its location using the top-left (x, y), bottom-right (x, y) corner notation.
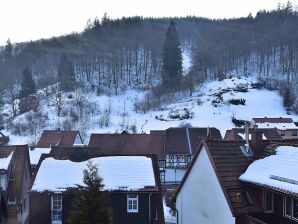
top-left (29, 154), bottom-right (164, 224)
top-left (250, 117), bottom-right (298, 140)
top-left (88, 128), bottom-right (222, 185)
top-left (0, 145), bottom-right (32, 224)
top-left (173, 132), bottom-right (298, 224)
top-left (160, 127), bottom-right (222, 184)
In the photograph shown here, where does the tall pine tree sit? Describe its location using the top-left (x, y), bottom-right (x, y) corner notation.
top-left (283, 87), bottom-right (293, 111)
top-left (161, 21), bottom-right (183, 86)
top-left (4, 38), bottom-right (13, 61)
top-left (19, 67), bottom-right (36, 99)
top-left (57, 53), bottom-right (75, 91)
top-left (68, 160), bottom-right (113, 224)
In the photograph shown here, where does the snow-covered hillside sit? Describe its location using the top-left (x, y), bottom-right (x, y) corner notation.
top-left (2, 74), bottom-right (297, 146)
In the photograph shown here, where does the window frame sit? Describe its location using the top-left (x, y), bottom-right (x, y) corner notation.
top-left (127, 194), bottom-right (138, 213)
top-left (263, 190), bottom-right (274, 213)
top-left (51, 194), bottom-right (62, 224)
top-left (292, 130), bottom-right (298, 136)
top-left (280, 130), bottom-right (286, 136)
top-left (283, 196), bottom-right (298, 221)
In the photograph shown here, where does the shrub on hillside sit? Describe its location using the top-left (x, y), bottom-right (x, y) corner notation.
top-left (228, 98), bottom-right (246, 105)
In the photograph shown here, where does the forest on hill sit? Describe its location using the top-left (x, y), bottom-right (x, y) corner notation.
top-left (1, 2), bottom-right (298, 110)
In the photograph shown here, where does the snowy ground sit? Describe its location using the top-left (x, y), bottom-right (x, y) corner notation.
top-left (163, 197), bottom-right (176, 224)
top-left (2, 75), bottom-right (297, 145)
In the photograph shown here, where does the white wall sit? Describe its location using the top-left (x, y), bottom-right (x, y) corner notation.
top-left (176, 147), bottom-right (235, 224)
top-left (165, 168), bottom-right (186, 183)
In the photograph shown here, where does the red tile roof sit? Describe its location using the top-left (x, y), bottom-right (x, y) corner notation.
top-left (173, 139), bottom-right (263, 215)
top-left (88, 133), bottom-right (165, 160)
top-left (174, 138), bottom-right (298, 216)
top-left (224, 128), bottom-right (282, 140)
top-left (164, 127), bottom-right (222, 154)
top-left (37, 130), bottom-right (81, 148)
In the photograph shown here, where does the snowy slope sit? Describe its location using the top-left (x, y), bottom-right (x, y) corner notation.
top-left (2, 75), bottom-right (297, 145)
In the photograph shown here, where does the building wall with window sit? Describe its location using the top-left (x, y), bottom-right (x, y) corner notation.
top-left (29, 191), bottom-right (159, 224)
top-left (242, 190), bottom-right (298, 224)
top-left (175, 147), bottom-right (235, 224)
top-left (282, 129), bottom-right (298, 139)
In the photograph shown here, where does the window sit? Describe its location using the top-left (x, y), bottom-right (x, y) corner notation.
top-left (294, 199), bottom-right (298, 219)
top-left (284, 196), bottom-right (298, 221)
top-left (280, 130), bottom-right (285, 136)
top-left (51, 195), bottom-right (62, 224)
top-left (240, 191), bottom-right (253, 207)
top-left (292, 130), bottom-right (298, 136)
top-left (127, 194), bottom-right (138, 213)
top-left (263, 191), bottom-right (274, 213)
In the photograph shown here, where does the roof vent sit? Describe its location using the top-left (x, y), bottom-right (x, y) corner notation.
top-left (270, 175), bottom-right (298, 185)
top-left (240, 145), bottom-right (254, 157)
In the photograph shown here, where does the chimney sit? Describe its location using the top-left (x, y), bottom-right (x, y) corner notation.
top-left (207, 126), bottom-right (210, 138)
top-left (250, 130), bottom-right (264, 155)
top-left (244, 123), bottom-right (249, 148)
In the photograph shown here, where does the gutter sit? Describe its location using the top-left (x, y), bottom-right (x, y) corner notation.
top-left (149, 193), bottom-right (152, 224)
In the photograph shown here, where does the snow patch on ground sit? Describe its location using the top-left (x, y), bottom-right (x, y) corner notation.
top-left (163, 197), bottom-right (176, 223)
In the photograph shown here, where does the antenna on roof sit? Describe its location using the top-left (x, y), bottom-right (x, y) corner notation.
top-left (244, 122), bottom-right (249, 153)
top-left (207, 126), bottom-right (210, 138)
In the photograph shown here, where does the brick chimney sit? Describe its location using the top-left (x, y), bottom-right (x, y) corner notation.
top-left (250, 130), bottom-right (264, 155)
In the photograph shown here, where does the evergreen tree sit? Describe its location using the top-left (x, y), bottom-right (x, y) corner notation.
top-left (161, 21), bottom-right (183, 86)
top-left (283, 88), bottom-right (293, 110)
top-left (57, 53), bottom-right (75, 91)
top-left (4, 39), bottom-right (13, 61)
top-left (19, 67), bottom-right (36, 99)
top-left (68, 160), bottom-right (113, 224)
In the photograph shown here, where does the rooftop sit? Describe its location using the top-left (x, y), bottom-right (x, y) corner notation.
top-left (240, 146), bottom-right (298, 197)
top-left (31, 156), bottom-right (157, 192)
top-left (37, 130), bottom-right (82, 148)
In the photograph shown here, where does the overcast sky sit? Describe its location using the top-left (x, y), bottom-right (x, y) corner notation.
top-left (0, 0), bottom-right (297, 46)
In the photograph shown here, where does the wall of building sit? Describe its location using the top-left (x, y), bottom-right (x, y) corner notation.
top-left (30, 191), bottom-right (159, 224)
top-left (283, 130), bottom-right (298, 139)
top-left (19, 164), bottom-right (32, 224)
top-left (176, 147), bottom-right (235, 224)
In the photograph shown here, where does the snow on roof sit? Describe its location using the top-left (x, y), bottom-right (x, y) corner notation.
top-left (0, 151), bottom-right (13, 170)
top-left (240, 146), bottom-right (298, 194)
top-left (256, 122), bottom-right (297, 130)
top-left (31, 156), bottom-right (156, 192)
top-left (29, 148), bottom-right (51, 165)
top-left (237, 133), bottom-right (267, 140)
